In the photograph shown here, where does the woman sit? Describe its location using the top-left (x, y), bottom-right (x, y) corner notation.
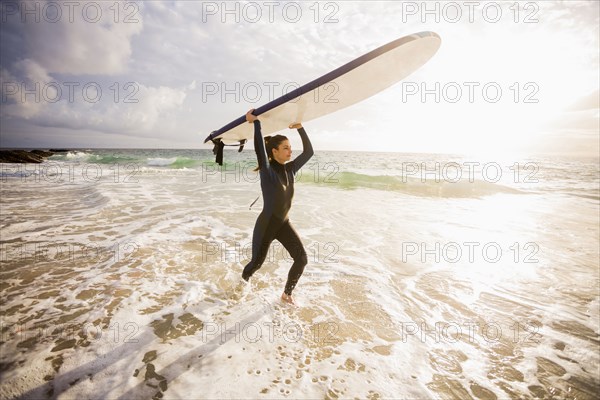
top-left (242, 109), bottom-right (314, 305)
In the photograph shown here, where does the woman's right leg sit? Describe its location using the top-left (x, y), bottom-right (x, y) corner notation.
top-left (242, 214), bottom-right (280, 280)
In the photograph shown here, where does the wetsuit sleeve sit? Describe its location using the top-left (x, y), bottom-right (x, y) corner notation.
top-left (291, 127), bottom-right (314, 174)
top-left (254, 120), bottom-right (269, 171)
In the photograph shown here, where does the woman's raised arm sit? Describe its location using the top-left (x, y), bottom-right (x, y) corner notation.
top-left (247, 109), bottom-right (269, 171)
top-left (289, 123), bottom-right (314, 174)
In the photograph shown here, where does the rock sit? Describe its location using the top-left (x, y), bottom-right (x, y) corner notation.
top-left (31, 150), bottom-right (55, 158)
top-left (0, 150), bottom-right (52, 163)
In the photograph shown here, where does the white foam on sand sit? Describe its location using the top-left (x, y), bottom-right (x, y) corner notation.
top-left (2, 156), bottom-right (599, 399)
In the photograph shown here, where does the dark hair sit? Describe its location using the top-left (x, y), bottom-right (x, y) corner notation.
top-left (254, 135), bottom-right (288, 171)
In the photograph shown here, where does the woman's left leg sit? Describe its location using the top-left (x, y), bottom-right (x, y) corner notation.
top-left (275, 220), bottom-right (308, 295)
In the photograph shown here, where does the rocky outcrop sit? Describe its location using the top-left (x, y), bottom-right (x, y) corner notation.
top-left (0, 150), bottom-right (56, 163)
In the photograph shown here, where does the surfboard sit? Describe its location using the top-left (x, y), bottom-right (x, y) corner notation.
top-left (204, 31), bottom-right (441, 154)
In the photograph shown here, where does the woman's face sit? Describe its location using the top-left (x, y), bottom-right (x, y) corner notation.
top-left (272, 140), bottom-right (292, 164)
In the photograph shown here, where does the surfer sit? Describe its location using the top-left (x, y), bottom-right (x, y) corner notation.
top-left (242, 109), bottom-right (314, 305)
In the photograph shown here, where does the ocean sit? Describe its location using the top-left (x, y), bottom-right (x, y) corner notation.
top-left (0, 149), bottom-right (598, 399)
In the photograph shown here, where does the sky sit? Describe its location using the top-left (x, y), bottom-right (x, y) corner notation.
top-left (0, 0), bottom-right (598, 157)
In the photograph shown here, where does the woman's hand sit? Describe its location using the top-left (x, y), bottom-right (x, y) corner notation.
top-left (246, 109), bottom-right (258, 123)
top-left (289, 122), bottom-right (302, 129)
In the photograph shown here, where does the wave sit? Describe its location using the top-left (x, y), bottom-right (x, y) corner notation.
top-left (50, 151), bottom-right (139, 164)
top-left (296, 171), bottom-right (523, 198)
top-left (147, 157), bottom-right (177, 166)
top-left (56, 151), bottom-right (91, 161)
top-left (560, 191), bottom-right (600, 202)
top-left (47, 152), bottom-right (199, 169)
top-left (146, 157), bottom-right (199, 169)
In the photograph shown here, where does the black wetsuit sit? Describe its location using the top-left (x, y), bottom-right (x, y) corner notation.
top-left (242, 120), bottom-right (314, 295)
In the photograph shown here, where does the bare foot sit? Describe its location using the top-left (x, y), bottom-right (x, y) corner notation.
top-left (281, 293), bottom-right (296, 305)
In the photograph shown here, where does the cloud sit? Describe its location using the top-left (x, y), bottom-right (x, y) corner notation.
top-left (0, 2), bottom-right (188, 139)
top-left (1, 58), bottom-right (52, 118)
top-left (567, 89), bottom-right (600, 111)
top-left (1, 56), bottom-right (188, 136)
top-left (15, 0), bottom-right (144, 75)
top-left (1, 76), bottom-right (188, 136)
top-left (1, 0), bottom-right (598, 153)
top-left (552, 110), bottom-right (599, 133)
top-left (546, 89), bottom-right (600, 134)
top-left (530, 89), bottom-right (600, 156)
